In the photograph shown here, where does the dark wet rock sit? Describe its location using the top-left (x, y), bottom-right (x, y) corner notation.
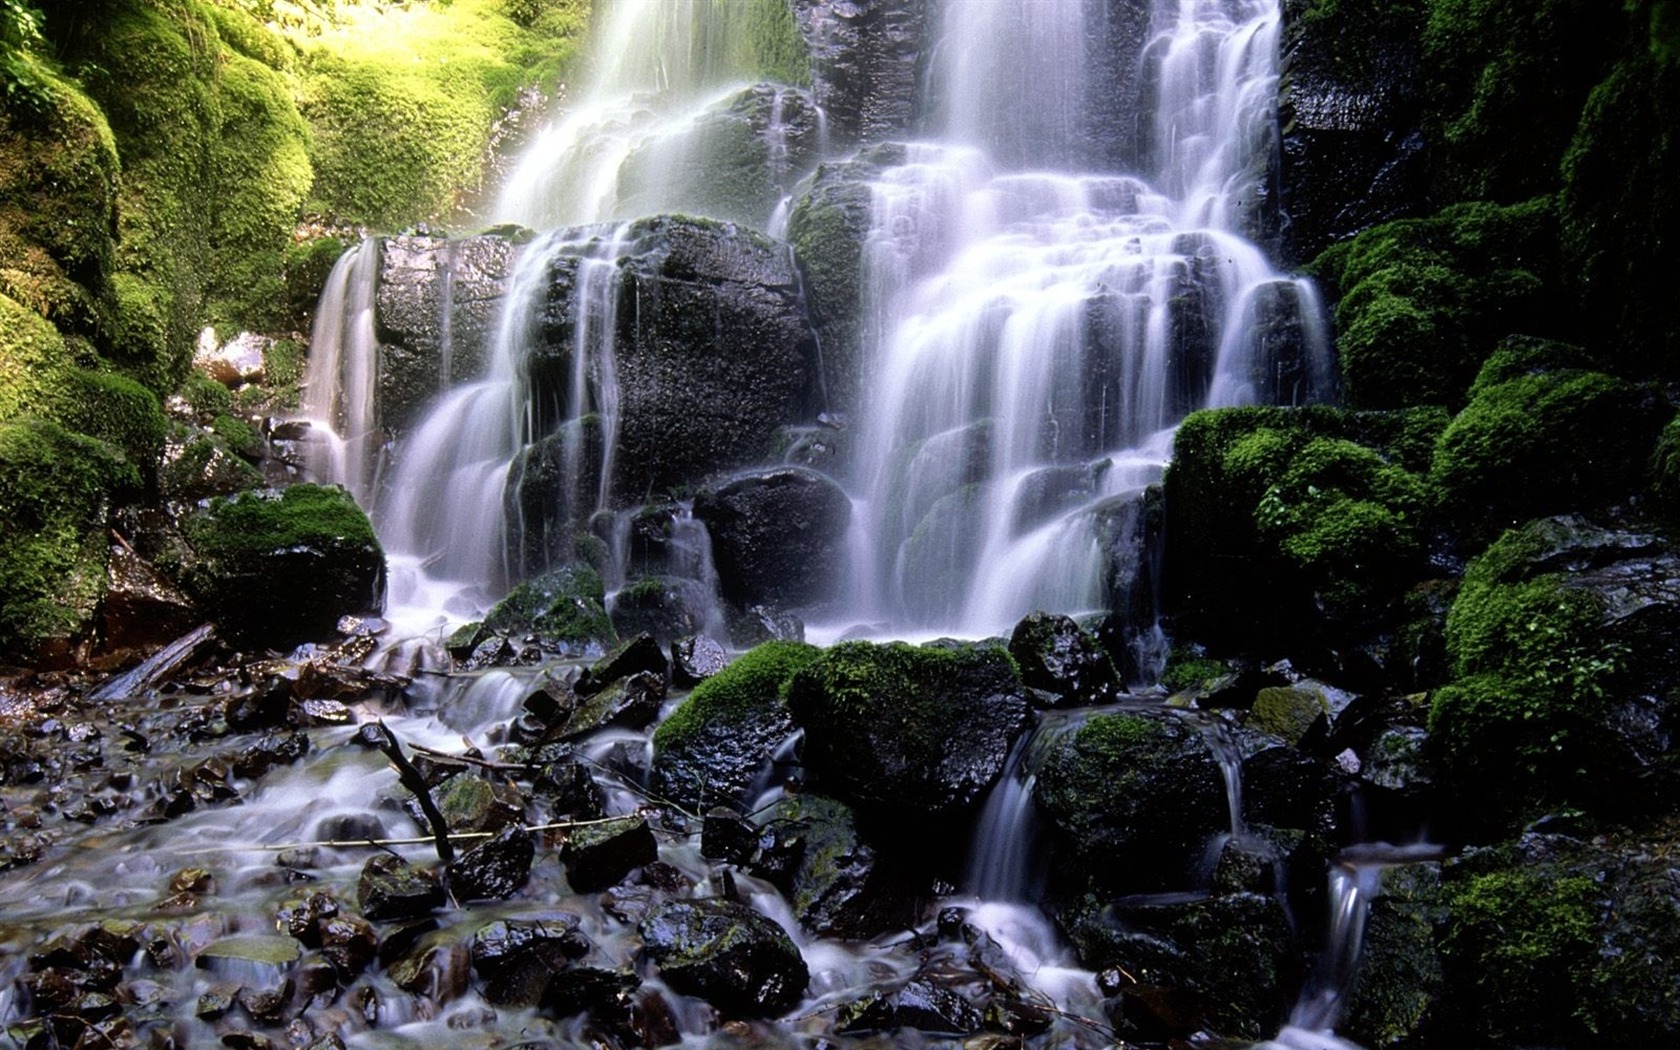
top-left (447, 825), bottom-right (535, 902)
top-left (701, 807), bottom-right (760, 865)
top-left (563, 814), bottom-right (657, 892)
top-left (1277, 0), bottom-right (1429, 266)
top-left (638, 897), bottom-right (809, 1016)
top-left (609, 576), bottom-right (713, 648)
top-left (470, 915), bottom-right (634, 1014)
top-left (694, 467), bottom-right (852, 611)
top-left (650, 640), bottom-right (820, 812)
top-left (1034, 710), bottom-right (1228, 895)
top-left (226, 676), bottom-right (292, 731)
top-left (277, 891), bottom-right (339, 944)
top-left (532, 755), bottom-right (607, 821)
top-left (556, 669), bottom-right (665, 739)
top-left (1007, 612), bottom-right (1121, 706)
top-left (671, 634), bottom-right (730, 686)
top-left (577, 633), bottom-right (667, 695)
top-left (837, 977), bottom-right (985, 1036)
top-left (419, 773), bottom-right (523, 837)
top-left (754, 793), bottom-right (915, 939)
top-left (1339, 862), bottom-right (1447, 1049)
top-left (99, 545), bottom-right (198, 654)
top-left (482, 564), bottom-right (615, 657)
top-left (787, 640), bottom-right (1030, 822)
top-left (789, 1), bottom-right (929, 147)
top-left (445, 621), bottom-right (485, 662)
top-left (374, 233), bottom-right (517, 432)
top-left (523, 216), bottom-right (816, 526)
top-left (177, 485), bottom-right (385, 649)
top-left (728, 603), bottom-right (806, 647)
top-left (1069, 891), bottom-right (1296, 1041)
top-left (318, 913), bottom-right (377, 977)
top-left (357, 855), bottom-right (444, 923)
top-left (291, 697), bottom-right (351, 726)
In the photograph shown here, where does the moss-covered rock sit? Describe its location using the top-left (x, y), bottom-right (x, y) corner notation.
top-left (50, 368), bottom-right (166, 485)
top-left (1164, 405), bottom-right (1443, 654)
top-left (637, 897), bottom-right (808, 1017)
top-left (0, 418), bottom-right (141, 662)
top-left (1309, 198), bottom-right (1564, 409)
top-left (650, 640), bottom-right (820, 812)
top-left (180, 483), bottom-right (384, 647)
top-left (785, 640), bottom-right (1029, 822)
top-left (1034, 711), bottom-right (1228, 896)
top-left (481, 563), bottom-right (614, 656)
top-left (1430, 364), bottom-right (1669, 540)
top-left (752, 792), bottom-right (915, 939)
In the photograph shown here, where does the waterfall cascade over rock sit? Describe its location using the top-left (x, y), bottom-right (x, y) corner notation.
top-left (302, 0), bottom-right (1331, 647)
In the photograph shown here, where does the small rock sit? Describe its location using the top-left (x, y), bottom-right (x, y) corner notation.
top-left (563, 815), bottom-right (658, 892)
top-left (447, 825), bottom-right (535, 901)
top-left (638, 898), bottom-right (808, 1016)
top-left (671, 634), bottom-right (730, 686)
top-left (357, 855), bottom-right (444, 922)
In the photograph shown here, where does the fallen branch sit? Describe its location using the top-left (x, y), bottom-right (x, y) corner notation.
top-left (178, 816), bottom-right (630, 856)
top-left (369, 720), bottom-right (454, 863)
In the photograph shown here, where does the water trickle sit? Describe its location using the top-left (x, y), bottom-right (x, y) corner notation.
top-left (303, 238), bottom-right (382, 510)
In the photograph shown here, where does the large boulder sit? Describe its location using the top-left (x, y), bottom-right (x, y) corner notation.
top-left (637, 898), bottom-right (808, 1017)
top-left (787, 0), bottom-right (930, 147)
top-left (522, 215), bottom-right (818, 524)
top-left (693, 467), bottom-right (851, 611)
top-left (650, 641), bottom-right (821, 812)
top-left (752, 793), bottom-right (916, 940)
top-left (1033, 710), bottom-right (1229, 896)
top-left (786, 640), bottom-right (1030, 822)
top-left (374, 232), bottom-right (519, 433)
top-left (1277, 0), bottom-right (1429, 266)
top-left (178, 484), bottom-right (384, 648)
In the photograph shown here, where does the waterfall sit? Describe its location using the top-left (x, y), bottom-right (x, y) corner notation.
top-left (838, 0), bottom-right (1331, 636)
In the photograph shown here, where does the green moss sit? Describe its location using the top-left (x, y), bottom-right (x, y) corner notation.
top-left (1649, 414), bottom-right (1680, 517)
top-left (1560, 48), bottom-right (1680, 376)
top-left (483, 562), bottom-right (613, 650)
top-left (653, 640), bottom-right (819, 753)
top-left (0, 292), bottom-right (74, 421)
top-left (1311, 198), bottom-right (1564, 409)
top-left (1440, 867), bottom-right (1599, 1044)
top-left (1465, 334), bottom-right (1596, 400)
top-left (186, 482), bottom-right (376, 559)
top-left (1421, 0), bottom-right (1627, 201)
top-left (0, 418), bottom-right (141, 658)
top-left (1430, 368), bottom-right (1670, 539)
top-left (51, 367), bottom-right (166, 479)
top-left (298, 0), bottom-right (587, 227)
top-left (181, 367), bottom-right (232, 419)
top-left (1159, 651), bottom-right (1231, 693)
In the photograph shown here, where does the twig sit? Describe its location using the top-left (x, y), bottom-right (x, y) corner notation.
top-left (177, 816), bottom-right (629, 856)
top-left (371, 720), bottom-right (454, 863)
top-left (409, 742), bottom-right (531, 772)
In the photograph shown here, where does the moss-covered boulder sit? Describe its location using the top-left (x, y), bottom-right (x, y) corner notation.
top-left (650, 640), bottom-right (821, 812)
top-left (0, 419), bottom-right (142, 663)
top-left (1309, 198), bottom-right (1564, 410)
top-left (785, 142), bottom-right (907, 410)
top-left (786, 640), bottom-right (1030, 822)
top-left (1163, 405), bottom-right (1443, 655)
top-left (638, 897), bottom-right (808, 1017)
top-left (1034, 711), bottom-right (1228, 896)
top-left (1429, 516), bottom-right (1680, 833)
top-left (1430, 354), bottom-right (1669, 541)
top-left (180, 484), bottom-right (384, 648)
top-left (481, 563), bottom-right (614, 656)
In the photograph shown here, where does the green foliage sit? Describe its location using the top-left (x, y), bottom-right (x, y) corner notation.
top-left (1159, 651), bottom-right (1230, 693)
top-left (1440, 867), bottom-right (1599, 1044)
top-left (0, 417), bottom-right (140, 657)
top-left (181, 367), bottom-right (233, 418)
top-left (1430, 367), bottom-right (1669, 539)
top-left (1649, 414), bottom-right (1680, 517)
top-left (0, 292), bottom-right (73, 421)
top-left (1421, 0), bottom-right (1626, 201)
top-left (653, 639), bottom-right (819, 753)
top-left (1, 0), bottom-right (53, 119)
top-left (297, 0), bottom-right (586, 227)
top-left (1311, 198), bottom-right (1563, 409)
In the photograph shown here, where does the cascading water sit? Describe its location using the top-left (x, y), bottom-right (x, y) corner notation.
top-left (838, 0), bottom-right (1332, 638)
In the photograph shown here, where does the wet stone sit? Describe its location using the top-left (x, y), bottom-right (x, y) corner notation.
top-left (447, 825), bottom-right (535, 901)
top-left (578, 632), bottom-right (668, 695)
top-left (563, 814), bottom-right (658, 892)
top-left (638, 897), bottom-right (809, 1017)
top-left (532, 756), bottom-right (607, 820)
top-left (836, 977), bottom-right (985, 1035)
top-left (196, 982), bottom-right (239, 1020)
top-left (556, 670), bottom-right (666, 739)
top-left (318, 913), bottom-right (378, 976)
top-left (357, 854), bottom-right (444, 922)
top-left (700, 807), bottom-right (758, 864)
top-left (671, 634), bottom-right (730, 686)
